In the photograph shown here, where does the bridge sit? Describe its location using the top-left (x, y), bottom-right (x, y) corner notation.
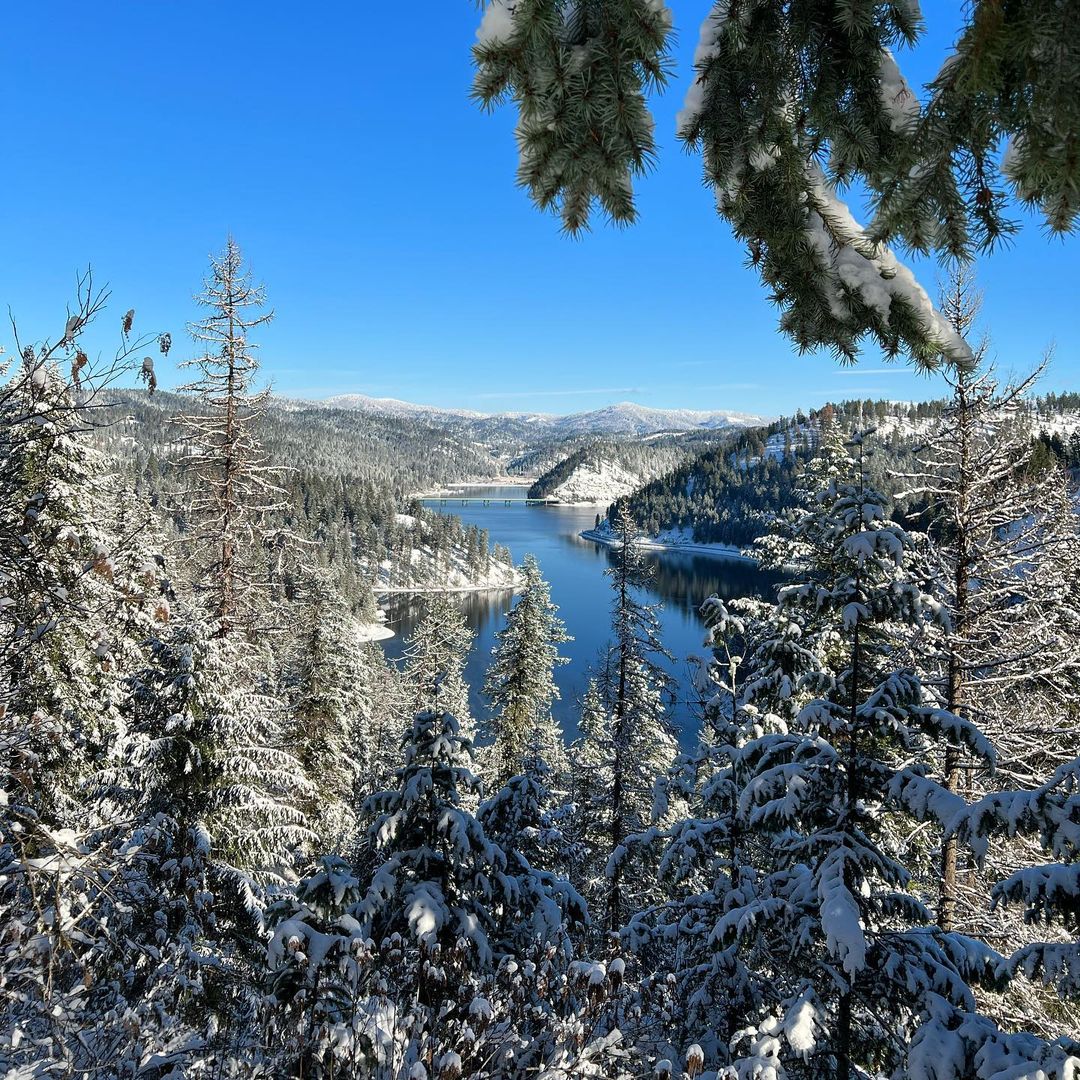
top-left (427, 496), bottom-right (553, 507)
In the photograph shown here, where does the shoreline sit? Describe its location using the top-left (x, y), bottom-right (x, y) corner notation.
top-left (579, 528), bottom-right (760, 566)
top-left (373, 583), bottom-right (522, 595)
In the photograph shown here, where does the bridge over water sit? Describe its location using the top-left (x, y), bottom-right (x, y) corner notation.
top-left (427, 496), bottom-right (554, 507)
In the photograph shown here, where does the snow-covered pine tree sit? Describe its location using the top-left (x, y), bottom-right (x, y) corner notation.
top-left (622, 597), bottom-right (783, 1065)
top-left (266, 705), bottom-right (612, 1080)
top-left (593, 506), bottom-right (678, 934)
top-left (902, 757), bottom-right (1080, 1078)
top-left (174, 237), bottom-right (283, 638)
top-left (707, 433), bottom-right (999, 1078)
top-left (283, 569), bottom-right (370, 850)
top-left (0, 280), bottom-right (171, 825)
top-left (18, 604), bottom-right (318, 1072)
top-left (401, 594), bottom-right (475, 741)
top-left (479, 723), bottom-right (576, 880)
top-left (935, 759), bottom-right (1080, 1077)
top-left (356, 642), bottom-right (413, 798)
top-left (568, 675), bottom-right (613, 902)
top-left (0, 284), bottom-right (194, 1078)
top-left (752, 409), bottom-right (850, 580)
top-left (483, 553), bottom-right (570, 784)
top-left (473, 2), bottom-right (1077, 365)
top-left (118, 607), bottom-right (313, 913)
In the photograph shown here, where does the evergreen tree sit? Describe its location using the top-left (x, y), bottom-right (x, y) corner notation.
top-left (623, 597), bottom-right (782, 1064)
top-left (594, 506), bottom-right (678, 934)
top-left (484, 553), bottom-right (570, 783)
top-left (401, 595), bottom-right (475, 740)
top-left (119, 610), bottom-right (313, 902)
top-left (284, 569), bottom-right (370, 850)
top-left (175, 237), bottom-right (282, 637)
top-left (708, 434), bottom-right (998, 1078)
top-left (0, 295), bottom-right (170, 826)
top-left (568, 675), bottom-right (613, 904)
top-left (266, 706), bottom-right (600, 1079)
top-left (899, 268), bottom-right (1080, 956)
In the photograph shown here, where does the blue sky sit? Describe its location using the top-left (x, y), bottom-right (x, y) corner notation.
top-left (0, 2), bottom-right (1075, 418)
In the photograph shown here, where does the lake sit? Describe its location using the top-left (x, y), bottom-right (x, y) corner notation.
top-left (378, 485), bottom-right (781, 745)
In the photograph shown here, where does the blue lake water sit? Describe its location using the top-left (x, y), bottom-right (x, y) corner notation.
top-left (379, 485), bottom-right (781, 745)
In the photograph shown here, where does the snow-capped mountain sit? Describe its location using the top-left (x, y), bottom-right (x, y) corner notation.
top-left (319, 393), bottom-right (492, 424)
top-left (551, 402), bottom-right (761, 435)
top-left (318, 394), bottom-right (764, 437)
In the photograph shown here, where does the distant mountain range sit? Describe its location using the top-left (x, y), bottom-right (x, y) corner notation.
top-left (317, 394), bottom-right (765, 437)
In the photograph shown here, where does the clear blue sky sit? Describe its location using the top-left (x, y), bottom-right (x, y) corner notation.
top-left (0, 2), bottom-right (1075, 418)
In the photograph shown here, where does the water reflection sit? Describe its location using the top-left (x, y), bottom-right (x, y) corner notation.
top-left (379, 487), bottom-right (782, 746)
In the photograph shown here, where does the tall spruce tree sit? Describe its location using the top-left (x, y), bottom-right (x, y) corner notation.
top-left (484, 554), bottom-right (570, 783)
top-left (283, 569), bottom-right (370, 850)
top-left (703, 433), bottom-right (999, 1078)
top-left (589, 506), bottom-right (678, 935)
top-left (402, 594), bottom-right (475, 740)
top-left (898, 268), bottom-right (1080, 951)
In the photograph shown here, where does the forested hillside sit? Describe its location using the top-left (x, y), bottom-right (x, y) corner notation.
top-left (7, 0), bottom-right (1080, 1075)
top-left (93, 389), bottom-right (516, 610)
top-left (608, 393), bottom-right (1080, 550)
top-left (527, 435), bottom-right (710, 502)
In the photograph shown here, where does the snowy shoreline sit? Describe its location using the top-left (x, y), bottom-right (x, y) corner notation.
top-left (579, 528), bottom-right (760, 565)
top-left (372, 583), bottom-right (522, 595)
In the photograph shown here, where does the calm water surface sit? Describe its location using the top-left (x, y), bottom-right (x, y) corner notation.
top-left (379, 485), bottom-right (781, 744)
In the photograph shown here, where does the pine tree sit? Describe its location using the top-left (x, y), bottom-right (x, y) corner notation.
top-left (937, 760), bottom-right (1080, 1076)
top-left (119, 609), bottom-right (313, 906)
top-left (266, 706), bottom-right (597, 1079)
top-left (596, 506), bottom-right (678, 934)
top-left (483, 554), bottom-right (570, 783)
top-left (898, 267), bottom-right (1080, 948)
top-left (0, 281), bottom-right (171, 826)
top-left (401, 594), bottom-right (475, 740)
top-left (284, 569), bottom-right (369, 850)
top-left (623, 597), bottom-right (781, 1063)
top-left (0, 283), bottom-right (203, 1078)
top-left (175, 237), bottom-right (282, 637)
top-left (568, 675), bottom-right (613, 904)
top-left (707, 433), bottom-right (998, 1078)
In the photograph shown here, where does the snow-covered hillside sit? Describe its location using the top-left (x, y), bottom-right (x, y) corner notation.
top-left (539, 457), bottom-right (645, 504)
top-left (367, 515), bottom-right (521, 592)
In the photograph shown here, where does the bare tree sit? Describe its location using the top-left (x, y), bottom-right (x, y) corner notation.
top-left (902, 266), bottom-right (1078, 960)
top-left (174, 238), bottom-right (283, 637)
